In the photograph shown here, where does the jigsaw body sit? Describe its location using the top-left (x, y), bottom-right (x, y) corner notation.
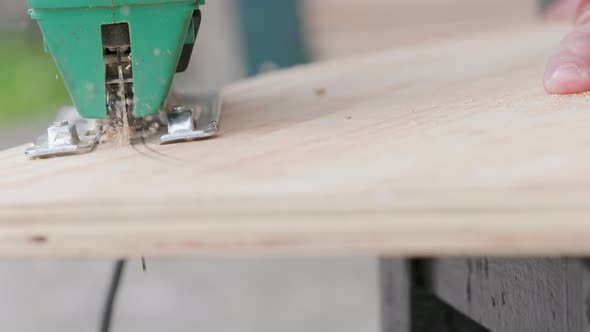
top-left (26, 0), bottom-right (220, 158)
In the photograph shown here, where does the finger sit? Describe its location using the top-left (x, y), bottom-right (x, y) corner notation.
top-left (544, 1), bottom-right (590, 94)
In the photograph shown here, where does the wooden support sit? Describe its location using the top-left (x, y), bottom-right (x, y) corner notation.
top-left (428, 258), bottom-right (590, 332)
top-left (379, 258), bottom-right (488, 332)
top-left (379, 259), bottom-right (410, 332)
top-left (379, 258), bottom-right (590, 332)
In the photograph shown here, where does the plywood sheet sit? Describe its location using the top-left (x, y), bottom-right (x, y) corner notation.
top-left (1, 24), bottom-right (586, 258)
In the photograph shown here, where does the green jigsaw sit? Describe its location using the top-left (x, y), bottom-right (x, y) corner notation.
top-left (25, 0), bottom-right (221, 158)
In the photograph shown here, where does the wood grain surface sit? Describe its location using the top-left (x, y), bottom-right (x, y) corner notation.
top-left (1, 24), bottom-right (585, 258)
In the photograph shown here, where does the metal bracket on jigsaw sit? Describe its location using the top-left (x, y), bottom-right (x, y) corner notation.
top-left (161, 95), bottom-right (221, 144)
top-left (25, 108), bottom-right (101, 159)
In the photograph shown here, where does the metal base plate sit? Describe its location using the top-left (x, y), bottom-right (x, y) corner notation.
top-left (24, 94), bottom-right (223, 159)
top-left (25, 140), bottom-right (97, 159)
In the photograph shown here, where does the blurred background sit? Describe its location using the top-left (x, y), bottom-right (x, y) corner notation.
top-left (0, 0), bottom-right (545, 331)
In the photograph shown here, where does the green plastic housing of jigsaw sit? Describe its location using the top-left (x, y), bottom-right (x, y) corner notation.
top-left (28, 0), bottom-right (205, 119)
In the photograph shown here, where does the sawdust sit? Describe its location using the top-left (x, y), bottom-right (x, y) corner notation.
top-left (100, 123), bottom-right (135, 146)
top-left (99, 113), bottom-right (162, 146)
top-left (101, 103), bottom-right (134, 146)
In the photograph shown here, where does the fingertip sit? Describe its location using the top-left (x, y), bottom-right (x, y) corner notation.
top-left (544, 23), bottom-right (590, 94)
top-left (544, 62), bottom-right (590, 94)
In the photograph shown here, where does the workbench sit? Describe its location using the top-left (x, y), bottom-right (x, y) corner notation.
top-left (2, 23), bottom-right (590, 331)
top-left (381, 258), bottom-right (590, 331)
